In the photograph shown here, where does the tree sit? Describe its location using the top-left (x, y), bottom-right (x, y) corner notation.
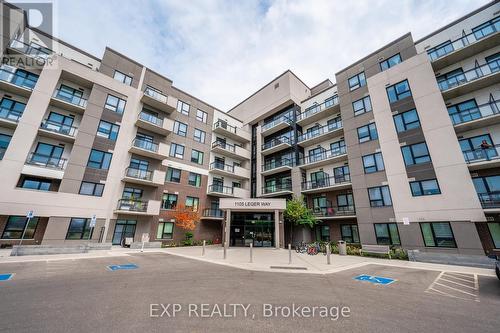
top-left (284, 195), bottom-right (318, 244)
top-left (171, 204), bottom-right (201, 231)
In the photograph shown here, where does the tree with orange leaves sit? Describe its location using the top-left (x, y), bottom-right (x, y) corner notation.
top-left (171, 204), bottom-right (201, 231)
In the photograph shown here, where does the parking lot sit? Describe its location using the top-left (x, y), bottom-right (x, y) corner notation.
top-left (0, 253), bottom-right (499, 332)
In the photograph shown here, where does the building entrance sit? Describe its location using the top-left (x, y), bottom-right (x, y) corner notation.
top-left (230, 212), bottom-right (274, 247)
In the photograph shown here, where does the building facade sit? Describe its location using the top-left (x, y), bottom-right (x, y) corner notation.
top-left (0, 1), bottom-right (499, 256)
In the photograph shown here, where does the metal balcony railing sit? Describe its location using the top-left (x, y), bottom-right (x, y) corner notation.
top-left (53, 89), bottom-right (88, 108)
top-left (449, 100), bottom-right (499, 125)
top-left (438, 60), bottom-right (500, 92)
top-left (125, 167), bottom-right (153, 181)
top-left (301, 174), bottom-right (351, 191)
top-left (262, 136), bottom-right (291, 151)
top-left (208, 184), bottom-right (234, 195)
top-left (211, 141), bottom-right (236, 153)
top-left (262, 158), bottom-right (294, 172)
top-left (139, 111), bottom-right (163, 127)
top-left (144, 87), bottom-right (168, 103)
top-left (311, 206), bottom-right (356, 217)
top-left (117, 199), bottom-right (148, 212)
top-left (26, 152), bottom-right (67, 169)
top-left (477, 193), bottom-right (500, 209)
top-left (9, 39), bottom-right (53, 60)
top-left (202, 208), bottom-right (224, 218)
top-left (40, 120), bottom-right (77, 137)
top-left (300, 147), bottom-right (347, 165)
top-left (209, 161), bottom-right (234, 173)
top-left (214, 120), bottom-right (237, 134)
top-left (262, 181), bottom-right (293, 194)
top-left (297, 121), bottom-right (343, 142)
top-left (0, 107), bottom-right (24, 123)
top-left (261, 116), bottom-right (292, 132)
top-left (297, 96), bottom-right (339, 121)
top-left (0, 66), bottom-right (38, 90)
top-left (132, 138), bottom-right (159, 152)
top-left (462, 144), bottom-right (500, 163)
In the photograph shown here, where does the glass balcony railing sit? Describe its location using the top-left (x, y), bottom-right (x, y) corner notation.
top-left (0, 66), bottom-right (38, 90)
top-left (53, 89), bottom-right (88, 108)
top-left (262, 181), bottom-right (292, 194)
top-left (9, 39), bottom-right (53, 60)
top-left (477, 193), bottom-right (500, 209)
top-left (210, 161), bottom-right (234, 173)
top-left (301, 174), bottom-right (351, 191)
top-left (297, 121), bottom-right (343, 142)
top-left (311, 206), bottom-right (356, 217)
top-left (139, 111), bottom-right (163, 127)
top-left (438, 60), bottom-right (500, 91)
top-left (202, 208), bottom-right (224, 218)
top-left (125, 167), bottom-right (153, 181)
top-left (0, 107), bottom-right (24, 123)
top-left (261, 116), bottom-right (292, 132)
top-left (212, 141), bottom-right (236, 153)
top-left (40, 120), bottom-right (77, 137)
top-left (427, 19), bottom-right (499, 62)
top-left (462, 144), bottom-right (500, 164)
top-left (208, 184), bottom-right (234, 195)
top-left (262, 136), bottom-right (291, 151)
top-left (144, 87), bottom-right (168, 103)
top-left (262, 158), bottom-right (294, 172)
top-left (117, 199), bottom-right (148, 212)
top-left (300, 147), bottom-right (347, 165)
top-left (132, 138), bottom-right (159, 152)
top-left (297, 96), bottom-right (339, 121)
top-left (214, 120), bottom-right (237, 134)
top-left (26, 152), bottom-right (67, 169)
top-left (449, 100), bottom-right (499, 125)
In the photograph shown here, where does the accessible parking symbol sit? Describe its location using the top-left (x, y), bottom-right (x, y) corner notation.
top-left (0, 273), bottom-right (14, 281)
top-left (107, 264), bottom-right (139, 271)
top-left (353, 274), bottom-right (396, 285)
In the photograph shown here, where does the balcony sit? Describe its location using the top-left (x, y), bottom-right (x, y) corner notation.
top-left (114, 199), bottom-right (161, 216)
top-left (261, 117), bottom-right (292, 136)
top-left (23, 152), bottom-right (67, 179)
top-left (211, 141), bottom-right (250, 161)
top-left (51, 89), bottom-right (88, 113)
top-left (0, 107), bottom-right (24, 128)
top-left (449, 100), bottom-right (499, 133)
top-left (438, 60), bottom-right (500, 99)
top-left (129, 138), bottom-right (169, 160)
top-left (0, 147), bottom-right (5, 160)
top-left (39, 120), bottom-right (77, 142)
top-left (207, 184), bottom-right (249, 198)
top-left (301, 175), bottom-right (352, 194)
top-left (261, 158), bottom-right (294, 176)
top-left (261, 182), bottom-right (293, 197)
top-left (213, 120), bottom-right (250, 143)
top-left (462, 144), bottom-right (500, 170)
top-left (122, 167), bottom-right (165, 187)
top-left (8, 39), bottom-right (53, 62)
top-left (209, 162), bottom-right (249, 180)
top-left (427, 20), bottom-right (499, 71)
top-left (299, 148), bottom-right (347, 169)
top-left (136, 111), bottom-right (174, 136)
top-left (297, 121), bottom-right (343, 147)
top-left (0, 65), bottom-right (38, 97)
top-left (297, 97), bottom-right (340, 126)
top-left (202, 208), bottom-right (225, 220)
top-left (477, 193), bottom-right (500, 211)
top-left (311, 206), bottom-right (356, 219)
top-left (261, 136), bottom-right (292, 155)
top-left (141, 87), bottom-right (176, 114)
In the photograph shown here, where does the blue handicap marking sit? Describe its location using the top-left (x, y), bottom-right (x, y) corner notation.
top-left (353, 274), bottom-right (396, 285)
top-left (0, 273), bottom-right (14, 281)
top-left (107, 264), bottom-right (139, 271)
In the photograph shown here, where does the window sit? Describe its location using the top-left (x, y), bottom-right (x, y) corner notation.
top-left (66, 218), bottom-right (93, 240)
top-left (129, 158), bottom-right (149, 171)
top-left (191, 149), bottom-right (204, 164)
top-left (316, 225), bottom-right (330, 242)
top-left (166, 167), bottom-right (181, 183)
top-left (393, 109), bottom-right (420, 132)
top-left (427, 41), bottom-right (454, 61)
top-left (352, 96), bottom-right (372, 116)
top-left (472, 16), bottom-right (500, 40)
top-left (104, 94), bottom-right (126, 114)
top-left (410, 179), bottom-right (441, 196)
top-left (122, 187), bottom-right (143, 199)
top-left (357, 123), bottom-right (378, 143)
top-left (173, 121), bottom-right (188, 137)
top-left (420, 222), bottom-right (456, 248)
top-left (380, 53), bottom-right (402, 71)
top-left (0, 97), bottom-right (26, 121)
top-left (362, 152), bottom-right (384, 173)
top-left (161, 193), bottom-right (178, 210)
top-left (56, 84), bottom-right (83, 104)
top-left (0, 133), bottom-right (11, 159)
top-left (487, 222), bottom-right (500, 249)
top-left (87, 149), bottom-right (112, 169)
top-left (401, 142), bottom-right (431, 166)
top-left (21, 177), bottom-right (51, 191)
top-left (194, 128), bottom-right (206, 143)
top-left (387, 80), bottom-right (411, 103)
top-left (177, 100), bottom-right (190, 115)
top-left (79, 182), bottom-right (104, 196)
top-left (113, 70), bottom-right (132, 85)
top-left (447, 99), bottom-right (480, 125)
top-left (169, 143), bottom-right (185, 159)
top-left (97, 120), bottom-right (120, 140)
top-left (348, 72), bottom-right (366, 91)
top-left (196, 109), bottom-right (208, 123)
top-left (374, 223), bottom-right (401, 245)
top-left (188, 172), bottom-right (202, 187)
top-left (157, 222), bottom-right (174, 239)
top-left (437, 68), bottom-right (464, 91)
top-left (341, 224), bottom-right (360, 243)
top-left (486, 52), bottom-right (500, 73)
top-left (368, 186), bottom-right (392, 207)
top-left (185, 196), bottom-right (200, 211)
top-left (1, 216), bottom-right (39, 239)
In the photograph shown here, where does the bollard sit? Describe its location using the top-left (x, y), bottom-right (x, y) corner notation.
top-left (327, 243), bottom-right (331, 265)
top-left (288, 243), bottom-right (292, 264)
top-left (249, 243), bottom-right (253, 263)
top-left (223, 242), bottom-right (227, 260)
top-left (202, 240), bottom-right (206, 256)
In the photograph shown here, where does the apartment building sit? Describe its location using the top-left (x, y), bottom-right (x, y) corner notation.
top-left (0, 1), bottom-right (498, 257)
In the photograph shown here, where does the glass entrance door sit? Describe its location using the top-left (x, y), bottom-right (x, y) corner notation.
top-left (230, 213), bottom-right (274, 247)
top-left (112, 220), bottom-right (137, 245)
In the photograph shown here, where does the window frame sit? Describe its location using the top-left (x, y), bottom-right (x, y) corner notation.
top-left (79, 181), bottom-right (104, 196)
top-left (113, 70), bottom-right (132, 85)
top-left (387, 79), bottom-right (412, 103)
top-left (191, 149), bottom-right (204, 165)
top-left (21, 177), bottom-right (51, 191)
top-left (352, 96), bottom-right (372, 116)
top-left (420, 222), bottom-right (457, 248)
top-left (193, 128), bottom-right (206, 143)
top-left (66, 218), bottom-right (93, 240)
top-left (161, 193), bottom-right (178, 210)
top-left (166, 167), bottom-right (182, 183)
top-left (393, 108), bottom-right (421, 133)
top-left (374, 223), bottom-right (401, 245)
top-left (362, 152), bottom-right (385, 174)
top-left (379, 53), bottom-right (402, 71)
top-left (368, 185), bottom-right (392, 207)
top-left (188, 172), bottom-right (202, 187)
top-left (401, 142), bottom-right (431, 166)
top-left (104, 94), bottom-right (126, 114)
top-left (185, 196), bottom-right (200, 211)
top-left (348, 72), bottom-right (366, 91)
top-left (340, 224), bottom-right (360, 243)
top-left (157, 222), bottom-right (174, 239)
top-left (357, 123), bottom-right (378, 143)
top-left (173, 121), bottom-right (188, 137)
top-left (177, 100), bottom-right (190, 116)
top-left (96, 120), bottom-right (120, 140)
top-left (87, 149), bottom-right (112, 170)
top-left (1, 216), bottom-right (39, 239)
top-left (169, 143), bottom-right (185, 159)
top-left (196, 109), bottom-right (208, 123)
top-left (410, 179), bottom-right (441, 197)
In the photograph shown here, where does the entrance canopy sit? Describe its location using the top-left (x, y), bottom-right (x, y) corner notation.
top-left (219, 198), bottom-right (286, 212)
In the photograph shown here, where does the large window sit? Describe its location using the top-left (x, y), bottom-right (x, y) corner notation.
top-left (1, 216), bottom-right (39, 239)
top-left (66, 218), bottom-right (92, 240)
top-left (472, 16), bottom-right (500, 40)
top-left (0, 133), bottom-right (11, 159)
top-left (21, 177), bottom-right (51, 191)
top-left (191, 149), bottom-right (204, 164)
top-left (387, 80), bottom-right (412, 103)
top-left (188, 172), bottom-right (202, 187)
top-left (113, 70), bottom-right (132, 85)
top-left (410, 179), bottom-right (441, 196)
top-left (196, 109), bottom-right (208, 123)
top-left (352, 96), bottom-right (372, 116)
top-left (173, 121), bottom-right (188, 137)
top-left (368, 186), bottom-right (392, 207)
top-left (79, 182), bottom-right (104, 196)
top-left (487, 222), bottom-right (500, 249)
top-left (420, 222), bottom-right (456, 248)
top-left (194, 128), bottom-right (206, 143)
top-left (472, 175), bottom-right (500, 206)
top-left (97, 120), bottom-right (120, 140)
top-left (177, 100), bottom-right (190, 115)
top-left (185, 196), bottom-right (200, 211)
top-left (87, 149), bottom-right (112, 169)
top-left (380, 53), bottom-right (402, 71)
top-left (362, 152), bottom-right (385, 173)
top-left (104, 94), bottom-right (126, 114)
top-left (447, 99), bottom-right (479, 125)
top-left (161, 193), bottom-right (178, 210)
top-left (157, 222), bottom-right (174, 239)
top-left (166, 167), bottom-right (181, 183)
top-left (393, 109), bottom-right (420, 133)
top-left (169, 143), bottom-right (185, 159)
top-left (401, 142), bottom-right (431, 166)
top-left (357, 123), bottom-right (378, 143)
top-left (348, 72), bottom-right (366, 91)
top-left (315, 225), bottom-right (330, 242)
top-left (341, 224), bottom-right (360, 243)
top-left (374, 223), bottom-right (401, 245)
top-left (0, 97), bottom-right (26, 121)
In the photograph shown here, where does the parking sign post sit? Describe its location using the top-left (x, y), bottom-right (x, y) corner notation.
top-left (89, 215), bottom-right (97, 241)
top-left (17, 210), bottom-right (34, 256)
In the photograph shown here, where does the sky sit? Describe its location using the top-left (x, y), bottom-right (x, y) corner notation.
top-left (21, 0), bottom-right (492, 110)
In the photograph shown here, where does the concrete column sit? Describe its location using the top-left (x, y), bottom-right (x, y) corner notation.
top-left (225, 209), bottom-right (231, 249)
top-left (274, 209), bottom-right (280, 249)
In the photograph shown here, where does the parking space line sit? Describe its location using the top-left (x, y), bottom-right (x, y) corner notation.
top-left (442, 273), bottom-right (475, 283)
top-left (439, 277), bottom-right (477, 289)
top-left (425, 271), bottom-right (479, 302)
top-left (434, 282), bottom-right (477, 297)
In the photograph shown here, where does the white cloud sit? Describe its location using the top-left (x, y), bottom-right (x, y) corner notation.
top-left (44, 0), bottom-right (490, 110)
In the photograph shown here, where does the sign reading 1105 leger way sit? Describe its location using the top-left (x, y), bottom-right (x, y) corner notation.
top-left (219, 199), bottom-right (286, 211)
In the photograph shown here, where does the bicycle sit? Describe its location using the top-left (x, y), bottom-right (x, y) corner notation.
top-left (295, 241), bottom-right (307, 253)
